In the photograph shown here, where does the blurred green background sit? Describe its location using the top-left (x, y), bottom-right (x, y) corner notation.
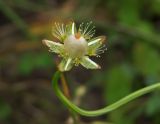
top-left (0, 0), bottom-right (160, 124)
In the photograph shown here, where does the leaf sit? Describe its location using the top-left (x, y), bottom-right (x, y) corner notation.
top-left (133, 42), bottom-right (160, 76)
top-left (104, 64), bottom-right (133, 103)
top-left (117, 0), bottom-right (140, 25)
top-left (146, 92), bottom-right (160, 116)
top-left (151, 0), bottom-right (160, 14)
top-left (0, 99), bottom-right (12, 120)
top-left (104, 64), bottom-right (133, 124)
top-left (18, 52), bottom-right (53, 75)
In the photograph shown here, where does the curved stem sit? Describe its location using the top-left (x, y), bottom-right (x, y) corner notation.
top-left (52, 71), bottom-right (160, 117)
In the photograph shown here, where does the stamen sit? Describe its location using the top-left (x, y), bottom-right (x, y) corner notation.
top-left (78, 21), bottom-right (95, 40)
top-left (52, 22), bottom-right (66, 41)
top-left (96, 45), bottom-right (107, 56)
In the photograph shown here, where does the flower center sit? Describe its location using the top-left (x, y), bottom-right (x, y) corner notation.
top-left (64, 35), bottom-right (88, 58)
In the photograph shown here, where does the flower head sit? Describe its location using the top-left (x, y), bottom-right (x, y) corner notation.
top-left (43, 21), bottom-right (107, 71)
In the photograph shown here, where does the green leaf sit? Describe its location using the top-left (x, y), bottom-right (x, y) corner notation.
top-left (151, 0), bottom-right (160, 14)
top-left (0, 99), bottom-right (12, 120)
top-left (117, 0), bottom-right (140, 25)
top-left (146, 92), bottom-right (160, 116)
top-left (18, 52), bottom-right (53, 75)
top-left (104, 64), bottom-right (133, 103)
top-left (104, 64), bottom-right (133, 124)
top-left (133, 42), bottom-right (160, 76)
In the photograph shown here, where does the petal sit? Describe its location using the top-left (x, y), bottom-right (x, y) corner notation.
top-left (87, 36), bottom-right (106, 56)
top-left (80, 56), bottom-right (101, 69)
top-left (42, 39), bottom-right (64, 54)
top-left (66, 22), bottom-right (76, 35)
top-left (58, 58), bottom-right (73, 71)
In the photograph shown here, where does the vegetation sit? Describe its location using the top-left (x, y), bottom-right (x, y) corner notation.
top-left (0, 0), bottom-right (160, 124)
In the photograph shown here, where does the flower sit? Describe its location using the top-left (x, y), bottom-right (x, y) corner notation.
top-left (43, 21), bottom-right (107, 71)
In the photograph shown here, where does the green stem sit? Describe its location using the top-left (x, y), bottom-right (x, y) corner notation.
top-left (52, 71), bottom-right (160, 117)
top-left (60, 73), bottom-right (79, 124)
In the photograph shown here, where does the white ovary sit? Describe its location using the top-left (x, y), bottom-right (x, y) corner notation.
top-left (64, 35), bottom-right (88, 58)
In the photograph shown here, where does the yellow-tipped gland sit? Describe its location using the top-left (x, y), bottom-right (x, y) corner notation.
top-left (75, 32), bottom-right (81, 39)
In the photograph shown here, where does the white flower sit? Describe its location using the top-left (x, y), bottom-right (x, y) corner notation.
top-left (43, 21), bottom-right (107, 71)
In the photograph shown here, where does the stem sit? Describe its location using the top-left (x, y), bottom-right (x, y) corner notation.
top-left (52, 71), bottom-right (160, 117)
top-left (60, 73), bottom-right (78, 124)
top-left (60, 73), bottom-right (71, 99)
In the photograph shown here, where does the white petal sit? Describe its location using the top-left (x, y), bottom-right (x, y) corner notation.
top-left (59, 58), bottom-right (73, 71)
top-left (42, 39), bottom-right (64, 53)
top-left (80, 56), bottom-right (101, 69)
top-left (65, 58), bottom-right (72, 71)
top-left (87, 36), bottom-right (106, 56)
top-left (88, 38), bottom-right (101, 46)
